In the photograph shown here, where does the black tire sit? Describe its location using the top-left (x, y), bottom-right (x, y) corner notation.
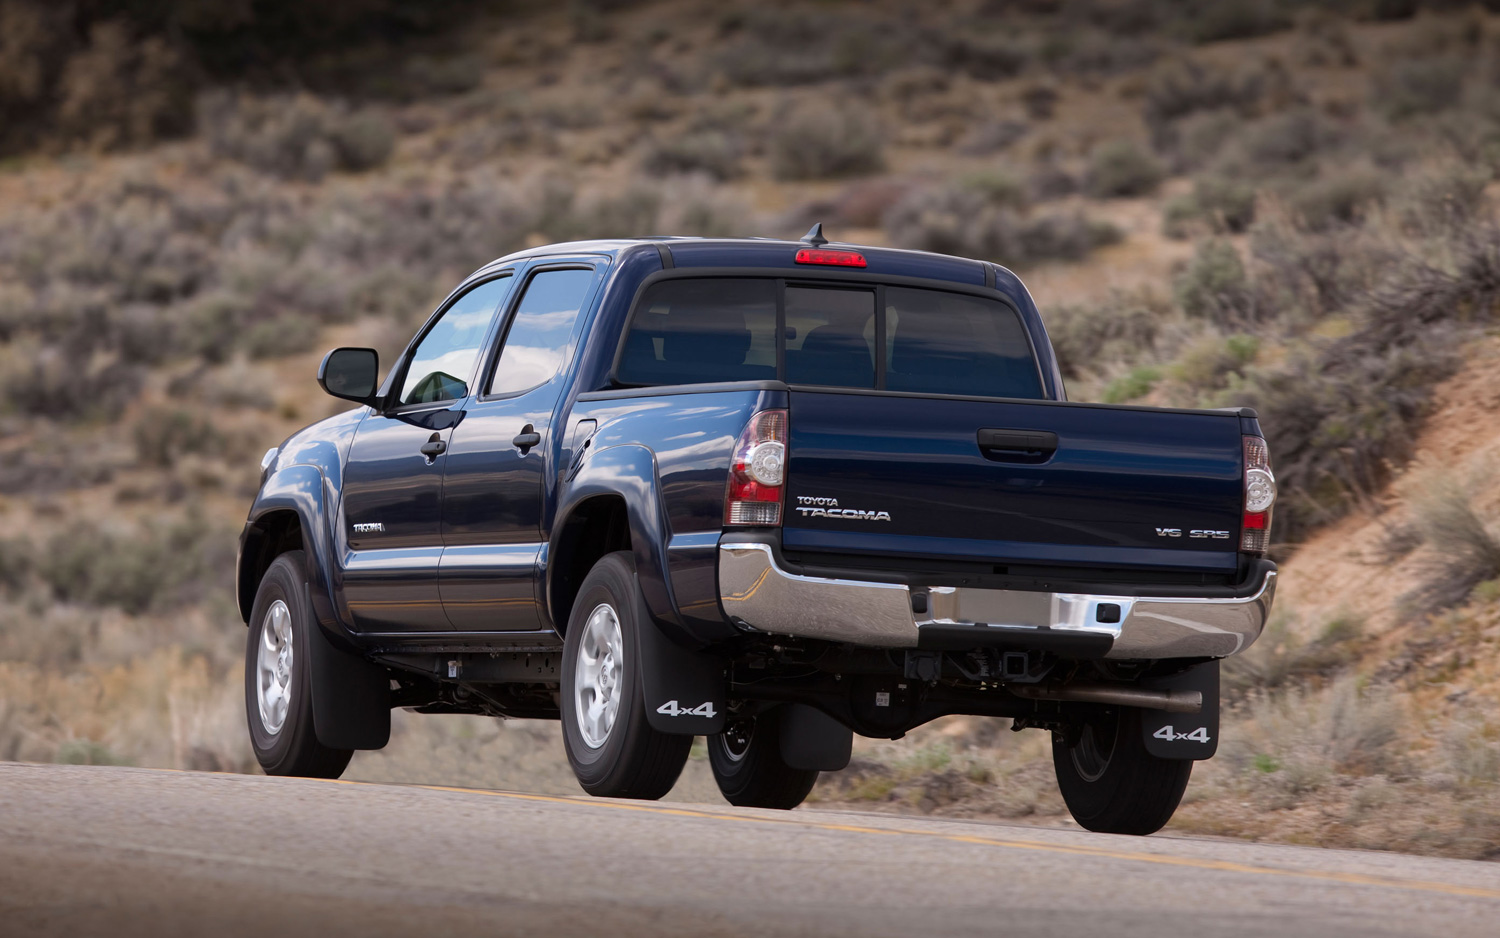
top-left (561, 552), bottom-right (691, 799)
top-left (708, 711), bottom-right (819, 810)
top-left (244, 551), bottom-right (353, 779)
top-left (1052, 706), bottom-right (1191, 835)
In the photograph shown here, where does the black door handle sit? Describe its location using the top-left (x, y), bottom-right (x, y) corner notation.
top-left (977, 428), bottom-right (1058, 462)
top-left (420, 433), bottom-right (446, 460)
top-left (513, 424), bottom-right (541, 452)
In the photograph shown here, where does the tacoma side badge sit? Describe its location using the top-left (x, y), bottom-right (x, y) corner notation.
top-left (353, 522), bottom-right (386, 534)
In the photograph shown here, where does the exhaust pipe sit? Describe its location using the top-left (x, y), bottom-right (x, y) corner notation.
top-left (1008, 682), bottom-right (1203, 714)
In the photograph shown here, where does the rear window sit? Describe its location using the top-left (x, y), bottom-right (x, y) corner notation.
top-left (885, 287), bottom-right (1042, 399)
top-left (615, 279), bottom-right (777, 386)
top-left (614, 277), bottom-right (1041, 399)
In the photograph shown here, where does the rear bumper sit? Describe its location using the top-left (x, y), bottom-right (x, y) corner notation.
top-left (717, 542), bottom-right (1275, 660)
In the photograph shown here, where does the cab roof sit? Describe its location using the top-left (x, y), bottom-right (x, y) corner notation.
top-left (484, 236), bottom-right (1020, 295)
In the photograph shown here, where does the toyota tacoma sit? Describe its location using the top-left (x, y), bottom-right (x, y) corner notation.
top-left (237, 227), bottom-right (1277, 834)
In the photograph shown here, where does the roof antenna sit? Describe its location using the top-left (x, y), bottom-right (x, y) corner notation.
top-left (801, 223), bottom-right (828, 247)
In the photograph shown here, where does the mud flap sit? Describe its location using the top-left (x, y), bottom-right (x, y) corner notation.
top-left (779, 704), bottom-right (853, 771)
top-left (636, 592), bottom-right (727, 736)
top-left (1140, 660), bottom-right (1219, 760)
top-left (308, 617), bottom-right (391, 751)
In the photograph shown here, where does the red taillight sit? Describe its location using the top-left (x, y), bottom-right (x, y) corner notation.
top-left (724, 409), bottom-right (787, 526)
top-left (794, 248), bottom-right (866, 267)
top-left (1241, 435), bottom-right (1276, 553)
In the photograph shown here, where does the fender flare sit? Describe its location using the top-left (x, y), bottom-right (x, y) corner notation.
top-left (241, 464), bottom-right (356, 649)
top-left (549, 443), bottom-right (688, 641)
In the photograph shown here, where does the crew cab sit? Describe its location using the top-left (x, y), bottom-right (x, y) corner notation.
top-left (237, 228), bottom-right (1277, 834)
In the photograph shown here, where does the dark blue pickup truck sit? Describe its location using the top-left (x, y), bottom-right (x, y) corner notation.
top-left (237, 228), bottom-right (1277, 834)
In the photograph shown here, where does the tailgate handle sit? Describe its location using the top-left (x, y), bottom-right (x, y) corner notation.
top-left (977, 428), bottom-right (1058, 461)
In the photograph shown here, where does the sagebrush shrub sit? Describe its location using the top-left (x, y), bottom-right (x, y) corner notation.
top-left (1043, 296), bottom-right (1163, 379)
top-left (1142, 56), bottom-right (1269, 151)
top-left (885, 184), bottom-right (1119, 267)
top-left (641, 130), bottom-right (742, 180)
top-left (768, 100), bottom-right (884, 180)
top-left (1163, 175), bottom-right (1256, 237)
top-left (1373, 56), bottom-right (1470, 122)
top-left (1285, 170), bottom-right (1387, 231)
top-left (1175, 239), bottom-right (1253, 323)
top-left (1086, 138), bottom-right (1164, 197)
top-left (1401, 471), bottom-right (1500, 615)
top-left (196, 91), bottom-right (396, 180)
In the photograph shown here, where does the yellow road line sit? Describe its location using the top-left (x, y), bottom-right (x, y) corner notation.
top-left (408, 784), bottom-right (1500, 902)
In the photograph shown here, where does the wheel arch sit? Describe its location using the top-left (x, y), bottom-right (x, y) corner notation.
top-left (548, 443), bottom-right (685, 641)
top-left (238, 464), bottom-right (346, 642)
top-left (237, 509), bottom-right (304, 622)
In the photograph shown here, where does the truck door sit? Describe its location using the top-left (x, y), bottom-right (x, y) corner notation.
top-left (439, 263), bottom-right (604, 631)
top-left (339, 274), bottom-right (516, 632)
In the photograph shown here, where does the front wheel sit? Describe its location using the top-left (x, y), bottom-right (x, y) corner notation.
top-left (561, 552), bottom-right (691, 799)
top-left (708, 712), bottom-right (819, 810)
top-left (244, 551), bottom-right (353, 778)
top-left (1052, 706), bottom-right (1191, 835)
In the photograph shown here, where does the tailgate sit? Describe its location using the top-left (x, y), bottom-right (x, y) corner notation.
top-left (783, 390), bottom-right (1244, 574)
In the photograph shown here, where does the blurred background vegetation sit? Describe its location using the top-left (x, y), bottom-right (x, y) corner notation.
top-left (2, 0), bottom-right (1500, 858)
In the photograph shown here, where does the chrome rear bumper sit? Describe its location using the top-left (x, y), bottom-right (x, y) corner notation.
top-left (717, 542), bottom-right (1275, 660)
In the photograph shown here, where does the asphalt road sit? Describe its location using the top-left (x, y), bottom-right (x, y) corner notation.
top-left (2, 763), bottom-right (1498, 938)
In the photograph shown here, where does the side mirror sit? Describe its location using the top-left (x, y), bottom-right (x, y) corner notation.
top-left (318, 347), bottom-right (380, 405)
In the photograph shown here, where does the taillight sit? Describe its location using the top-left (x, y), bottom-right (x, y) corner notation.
top-left (724, 409), bottom-right (787, 526)
top-left (1241, 435), bottom-right (1276, 553)
top-left (794, 248), bottom-right (866, 267)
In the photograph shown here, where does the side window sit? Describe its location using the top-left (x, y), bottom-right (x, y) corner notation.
top-left (616, 278), bottom-right (777, 386)
top-left (487, 268), bottom-right (595, 396)
top-left (784, 286), bottom-right (876, 388)
top-left (399, 276), bottom-right (513, 406)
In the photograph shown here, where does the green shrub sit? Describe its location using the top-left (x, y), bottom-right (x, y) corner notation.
top-left (1086, 138), bottom-right (1165, 197)
top-left (769, 101), bottom-right (884, 180)
top-left (1169, 333), bottom-right (1259, 396)
top-left (1102, 365), bottom-right (1162, 403)
top-left (1175, 239), bottom-right (1252, 323)
top-left (57, 739), bottom-right (125, 766)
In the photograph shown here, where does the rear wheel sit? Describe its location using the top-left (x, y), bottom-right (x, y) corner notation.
top-left (1052, 706), bottom-right (1191, 835)
top-left (561, 552), bottom-right (691, 799)
top-left (708, 711), bottom-right (819, 810)
top-left (244, 551), bottom-right (353, 778)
